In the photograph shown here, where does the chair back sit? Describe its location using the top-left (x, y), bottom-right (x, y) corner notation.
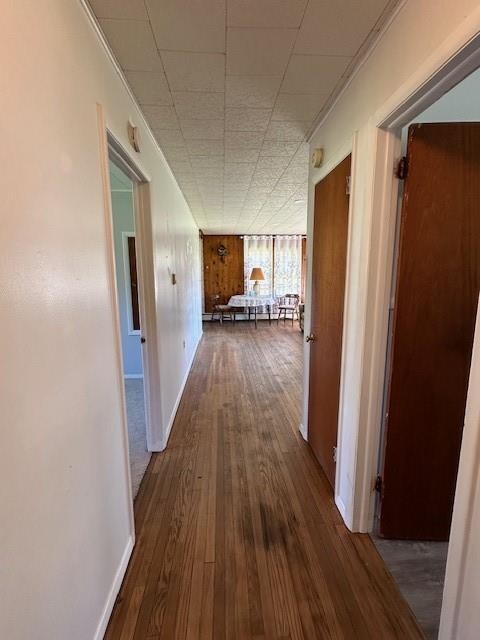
top-left (278, 293), bottom-right (299, 307)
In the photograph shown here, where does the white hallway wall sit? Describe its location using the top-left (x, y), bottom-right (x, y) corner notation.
top-left (0, 1), bottom-right (201, 639)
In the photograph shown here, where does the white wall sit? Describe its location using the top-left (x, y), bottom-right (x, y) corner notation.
top-left (304, 0), bottom-right (480, 530)
top-left (0, 1), bottom-right (201, 639)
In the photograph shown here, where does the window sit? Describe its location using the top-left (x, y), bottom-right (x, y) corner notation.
top-left (244, 235), bottom-right (273, 295)
top-left (243, 235), bottom-right (303, 297)
top-left (274, 235), bottom-right (302, 297)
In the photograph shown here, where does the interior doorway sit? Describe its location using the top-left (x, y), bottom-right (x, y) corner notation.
top-left (108, 157), bottom-right (151, 498)
top-left (307, 154), bottom-right (351, 487)
top-left (373, 68), bottom-right (480, 639)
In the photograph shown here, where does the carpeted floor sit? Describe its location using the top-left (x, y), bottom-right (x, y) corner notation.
top-left (124, 378), bottom-right (151, 498)
top-left (372, 535), bottom-right (449, 639)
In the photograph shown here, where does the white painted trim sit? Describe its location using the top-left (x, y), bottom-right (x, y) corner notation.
top-left (299, 423), bottom-right (308, 441)
top-left (93, 535), bottom-right (134, 640)
top-left (96, 105), bottom-right (135, 540)
top-left (439, 296), bottom-right (480, 639)
top-left (121, 231), bottom-right (141, 336)
top-left (124, 374), bottom-right (144, 380)
top-left (161, 332), bottom-right (202, 451)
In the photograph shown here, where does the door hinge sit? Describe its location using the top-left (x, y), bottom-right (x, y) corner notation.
top-left (374, 475), bottom-right (383, 494)
top-left (346, 175), bottom-right (351, 195)
top-left (333, 446), bottom-right (337, 463)
top-left (395, 156), bottom-right (408, 180)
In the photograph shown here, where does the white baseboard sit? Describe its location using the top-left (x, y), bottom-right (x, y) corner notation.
top-left (299, 423), bottom-right (308, 441)
top-left (161, 332), bottom-right (202, 450)
top-left (123, 374), bottom-right (144, 379)
top-left (94, 534), bottom-right (134, 640)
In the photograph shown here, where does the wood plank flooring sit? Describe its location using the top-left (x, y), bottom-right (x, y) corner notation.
top-left (106, 322), bottom-right (425, 640)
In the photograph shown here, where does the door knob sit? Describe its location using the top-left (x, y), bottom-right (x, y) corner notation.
top-left (141, 337), bottom-right (146, 344)
top-left (305, 333), bottom-right (316, 343)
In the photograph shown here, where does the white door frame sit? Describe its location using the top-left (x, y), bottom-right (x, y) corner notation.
top-left (106, 130), bottom-right (162, 454)
top-left (96, 105), bottom-right (162, 536)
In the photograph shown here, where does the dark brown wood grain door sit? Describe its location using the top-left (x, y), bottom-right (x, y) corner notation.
top-left (128, 235), bottom-right (140, 331)
top-left (380, 123), bottom-right (480, 540)
top-left (308, 155), bottom-right (351, 487)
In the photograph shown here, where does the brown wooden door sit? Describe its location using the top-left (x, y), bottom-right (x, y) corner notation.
top-left (308, 155), bottom-right (351, 487)
top-left (128, 235), bottom-right (140, 331)
top-left (380, 123), bottom-right (480, 540)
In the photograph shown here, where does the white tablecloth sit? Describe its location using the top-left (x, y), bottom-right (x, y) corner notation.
top-left (228, 295), bottom-right (276, 309)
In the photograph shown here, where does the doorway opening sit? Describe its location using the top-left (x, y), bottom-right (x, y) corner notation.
top-left (108, 158), bottom-right (151, 498)
top-left (372, 67), bottom-right (480, 640)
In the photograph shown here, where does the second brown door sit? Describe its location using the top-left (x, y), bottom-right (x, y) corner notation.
top-left (308, 155), bottom-right (351, 487)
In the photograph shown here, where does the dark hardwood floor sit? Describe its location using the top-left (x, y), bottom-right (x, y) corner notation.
top-left (106, 322), bottom-right (424, 639)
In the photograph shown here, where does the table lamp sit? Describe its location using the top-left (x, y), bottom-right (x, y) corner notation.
top-left (250, 267), bottom-right (265, 295)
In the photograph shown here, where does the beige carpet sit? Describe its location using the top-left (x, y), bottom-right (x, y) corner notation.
top-left (124, 378), bottom-right (151, 498)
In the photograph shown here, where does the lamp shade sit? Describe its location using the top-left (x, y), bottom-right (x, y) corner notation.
top-left (250, 267), bottom-right (265, 281)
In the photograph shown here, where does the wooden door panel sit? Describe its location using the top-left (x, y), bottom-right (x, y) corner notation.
top-left (308, 155), bottom-right (351, 487)
top-left (380, 123), bottom-right (480, 540)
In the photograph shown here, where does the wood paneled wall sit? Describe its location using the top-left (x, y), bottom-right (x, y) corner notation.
top-left (203, 235), bottom-right (244, 312)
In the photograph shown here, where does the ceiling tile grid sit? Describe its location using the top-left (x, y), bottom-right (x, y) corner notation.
top-left (90, 0), bottom-right (398, 233)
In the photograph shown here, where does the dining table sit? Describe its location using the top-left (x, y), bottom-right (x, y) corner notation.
top-left (227, 294), bottom-right (277, 328)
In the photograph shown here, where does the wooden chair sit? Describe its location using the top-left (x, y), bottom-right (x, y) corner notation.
top-left (210, 294), bottom-right (235, 324)
top-left (277, 294), bottom-right (300, 326)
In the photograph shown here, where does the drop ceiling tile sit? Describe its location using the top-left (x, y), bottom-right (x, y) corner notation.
top-left (225, 76), bottom-right (282, 109)
top-left (270, 183), bottom-right (298, 198)
top-left (259, 140), bottom-right (300, 157)
top-left (146, 0), bottom-right (225, 53)
top-left (125, 71), bottom-right (172, 105)
top-left (162, 146), bottom-right (190, 163)
top-left (227, 0), bottom-right (307, 27)
top-left (154, 129), bottom-right (187, 147)
top-left (225, 107), bottom-right (271, 132)
top-left (225, 163), bottom-right (255, 180)
top-left (194, 166), bottom-right (223, 180)
top-left (181, 119), bottom-right (224, 140)
top-left (99, 19), bottom-right (163, 71)
top-left (281, 163), bottom-right (309, 183)
top-left (272, 93), bottom-right (325, 122)
top-left (264, 120), bottom-right (309, 141)
top-left (187, 140), bottom-right (224, 156)
top-left (256, 156), bottom-right (290, 172)
top-left (226, 29), bottom-right (296, 76)
top-left (172, 92), bottom-right (224, 120)
top-left (290, 143), bottom-right (309, 165)
top-left (143, 105), bottom-right (179, 130)
top-left (281, 55), bottom-right (350, 94)
top-left (225, 131), bottom-right (263, 150)
top-left (295, 0), bottom-right (390, 56)
top-left (225, 147), bottom-right (260, 163)
top-left (251, 167), bottom-right (283, 187)
top-left (190, 156), bottom-right (225, 168)
top-left (89, 0), bottom-right (148, 19)
top-left (162, 52), bottom-right (225, 92)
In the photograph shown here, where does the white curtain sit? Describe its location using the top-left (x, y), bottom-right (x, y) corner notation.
top-left (274, 235), bottom-right (302, 297)
top-left (244, 235), bottom-right (273, 296)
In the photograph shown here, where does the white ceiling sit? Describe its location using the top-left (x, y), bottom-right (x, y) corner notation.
top-left (89, 0), bottom-right (397, 234)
